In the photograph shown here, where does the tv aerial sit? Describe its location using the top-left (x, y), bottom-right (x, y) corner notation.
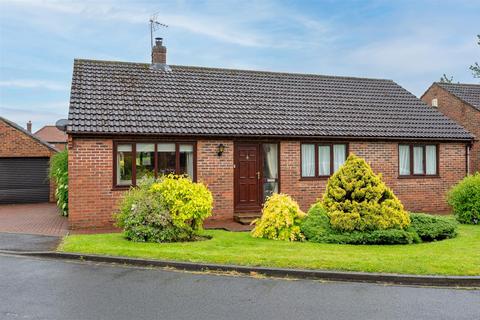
top-left (149, 13), bottom-right (168, 49)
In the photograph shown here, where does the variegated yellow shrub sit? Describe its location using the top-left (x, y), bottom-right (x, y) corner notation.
top-left (323, 154), bottom-right (410, 232)
top-left (149, 174), bottom-right (213, 231)
top-left (251, 193), bottom-right (306, 241)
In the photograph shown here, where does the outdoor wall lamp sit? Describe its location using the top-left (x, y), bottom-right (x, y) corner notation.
top-left (217, 143), bottom-right (225, 156)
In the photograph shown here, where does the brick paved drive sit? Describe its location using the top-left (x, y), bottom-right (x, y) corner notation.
top-left (0, 203), bottom-right (68, 236)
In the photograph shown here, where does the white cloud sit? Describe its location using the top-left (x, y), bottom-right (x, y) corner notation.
top-left (0, 0), bottom-right (332, 48)
top-left (1, 103), bottom-right (68, 131)
top-left (0, 79), bottom-right (68, 91)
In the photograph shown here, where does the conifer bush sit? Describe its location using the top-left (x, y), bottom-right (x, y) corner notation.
top-left (49, 149), bottom-right (68, 216)
top-left (323, 154), bottom-right (410, 232)
top-left (251, 193), bottom-right (306, 241)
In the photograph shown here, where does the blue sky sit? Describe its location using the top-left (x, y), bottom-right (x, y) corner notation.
top-left (0, 0), bottom-right (479, 132)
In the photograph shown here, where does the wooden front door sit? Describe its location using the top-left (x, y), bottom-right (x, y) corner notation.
top-left (235, 143), bottom-right (262, 212)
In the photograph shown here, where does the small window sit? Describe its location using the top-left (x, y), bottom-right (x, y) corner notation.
top-left (115, 142), bottom-right (196, 187)
top-left (116, 144), bottom-right (133, 186)
top-left (136, 143), bottom-right (155, 181)
top-left (301, 144), bottom-right (315, 177)
top-left (301, 143), bottom-right (348, 178)
top-left (157, 143), bottom-right (176, 176)
top-left (399, 144), bottom-right (438, 177)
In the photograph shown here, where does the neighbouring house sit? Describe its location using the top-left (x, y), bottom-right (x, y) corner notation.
top-left (34, 124), bottom-right (68, 150)
top-left (421, 82), bottom-right (480, 173)
top-left (0, 116), bottom-right (58, 204)
top-left (67, 38), bottom-right (474, 229)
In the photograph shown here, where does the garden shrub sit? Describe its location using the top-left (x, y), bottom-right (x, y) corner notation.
top-left (116, 179), bottom-right (191, 242)
top-left (149, 174), bottom-right (213, 232)
top-left (409, 213), bottom-right (457, 241)
top-left (447, 173), bottom-right (480, 224)
top-left (301, 203), bottom-right (420, 245)
top-left (251, 193), bottom-right (306, 241)
top-left (323, 154), bottom-right (410, 232)
top-left (49, 149), bottom-right (68, 216)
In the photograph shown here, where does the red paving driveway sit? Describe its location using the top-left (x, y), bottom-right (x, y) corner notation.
top-left (0, 203), bottom-right (68, 236)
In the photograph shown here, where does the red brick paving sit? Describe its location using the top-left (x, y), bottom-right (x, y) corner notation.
top-left (0, 203), bottom-right (68, 236)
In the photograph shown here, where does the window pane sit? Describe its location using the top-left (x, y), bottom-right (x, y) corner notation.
top-left (426, 145), bottom-right (437, 175)
top-left (413, 146), bottom-right (424, 174)
top-left (399, 145), bottom-right (410, 175)
top-left (179, 144), bottom-right (194, 177)
top-left (262, 144), bottom-right (278, 201)
top-left (136, 143), bottom-right (155, 181)
top-left (157, 143), bottom-right (176, 176)
top-left (318, 145), bottom-right (331, 176)
top-left (333, 144), bottom-right (346, 172)
top-left (301, 144), bottom-right (315, 177)
top-left (117, 144), bottom-right (132, 185)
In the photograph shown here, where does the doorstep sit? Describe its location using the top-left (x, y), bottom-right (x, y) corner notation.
top-left (204, 219), bottom-right (253, 232)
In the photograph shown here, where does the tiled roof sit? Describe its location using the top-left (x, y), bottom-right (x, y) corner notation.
top-left (68, 59), bottom-right (473, 141)
top-left (0, 116), bottom-right (58, 152)
top-left (435, 82), bottom-right (480, 111)
top-left (34, 125), bottom-right (68, 143)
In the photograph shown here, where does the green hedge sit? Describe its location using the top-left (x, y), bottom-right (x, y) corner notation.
top-left (447, 173), bottom-right (480, 224)
top-left (301, 204), bottom-right (457, 245)
top-left (49, 149), bottom-right (68, 216)
top-left (409, 213), bottom-right (457, 241)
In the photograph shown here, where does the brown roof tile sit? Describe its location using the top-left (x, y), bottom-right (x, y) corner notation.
top-left (68, 59), bottom-right (473, 141)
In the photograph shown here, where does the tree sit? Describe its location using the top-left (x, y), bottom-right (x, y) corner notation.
top-left (469, 34), bottom-right (480, 79)
top-left (322, 154), bottom-right (410, 232)
top-left (440, 74), bottom-right (454, 83)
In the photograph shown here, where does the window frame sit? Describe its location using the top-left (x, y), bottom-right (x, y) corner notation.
top-left (398, 143), bottom-right (439, 178)
top-left (300, 142), bottom-right (349, 179)
top-left (113, 141), bottom-right (197, 188)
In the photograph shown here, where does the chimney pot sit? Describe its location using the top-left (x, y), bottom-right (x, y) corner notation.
top-left (27, 121), bottom-right (32, 133)
top-left (152, 37), bottom-right (167, 64)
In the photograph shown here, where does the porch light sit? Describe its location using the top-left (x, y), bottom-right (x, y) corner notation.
top-left (217, 143), bottom-right (225, 156)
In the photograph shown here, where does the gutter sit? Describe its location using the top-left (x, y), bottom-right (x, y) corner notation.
top-left (3, 251), bottom-right (479, 288)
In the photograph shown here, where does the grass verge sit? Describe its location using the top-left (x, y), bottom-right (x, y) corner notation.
top-left (59, 225), bottom-right (480, 276)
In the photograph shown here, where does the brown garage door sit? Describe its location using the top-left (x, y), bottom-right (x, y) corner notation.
top-left (0, 157), bottom-right (50, 204)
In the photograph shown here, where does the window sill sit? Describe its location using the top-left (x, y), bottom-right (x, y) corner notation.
top-left (398, 175), bottom-right (440, 179)
top-left (111, 185), bottom-right (132, 191)
top-left (299, 176), bottom-right (331, 181)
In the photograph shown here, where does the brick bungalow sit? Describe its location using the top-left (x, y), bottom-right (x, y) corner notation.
top-left (421, 82), bottom-right (480, 173)
top-left (34, 125), bottom-right (68, 151)
top-left (67, 39), bottom-right (474, 229)
top-left (0, 116), bottom-right (57, 204)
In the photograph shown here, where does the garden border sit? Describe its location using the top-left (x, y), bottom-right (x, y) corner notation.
top-left (3, 250), bottom-right (479, 288)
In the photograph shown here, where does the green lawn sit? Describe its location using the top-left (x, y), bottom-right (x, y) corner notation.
top-left (60, 225), bottom-right (480, 276)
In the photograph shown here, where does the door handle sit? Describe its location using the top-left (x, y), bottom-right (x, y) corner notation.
top-left (256, 172), bottom-right (261, 180)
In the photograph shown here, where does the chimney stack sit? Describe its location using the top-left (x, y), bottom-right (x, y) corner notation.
top-left (152, 37), bottom-right (167, 64)
top-left (27, 121), bottom-right (32, 133)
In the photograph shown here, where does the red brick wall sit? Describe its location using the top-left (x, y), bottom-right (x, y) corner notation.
top-left (0, 119), bottom-right (56, 202)
top-left (69, 137), bottom-right (468, 229)
top-left (281, 141), bottom-right (467, 214)
top-left (68, 138), bottom-right (124, 229)
top-left (422, 84), bottom-right (480, 173)
top-left (197, 140), bottom-right (234, 220)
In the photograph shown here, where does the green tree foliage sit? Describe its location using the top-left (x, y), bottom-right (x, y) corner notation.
top-left (470, 35), bottom-right (480, 79)
top-left (251, 193), bottom-right (306, 241)
top-left (301, 204), bottom-right (420, 244)
top-left (440, 74), bottom-right (454, 83)
top-left (323, 154), bottom-right (410, 232)
top-left (447, 173), bottom-right (480, 224)
top-left (49, 149), bottom-right (68, 216)
top-left (116, 175), bottom-right (213, 242)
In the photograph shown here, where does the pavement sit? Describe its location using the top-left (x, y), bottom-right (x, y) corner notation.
top-left (0, 203), bottom-right (68, 236)
top-left (0, 253), bottom-right (479, 320)
top-left (0, 232), bottom-right (61, 251)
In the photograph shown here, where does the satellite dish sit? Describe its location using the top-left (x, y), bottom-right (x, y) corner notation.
top-left (55, 119), bottom-right (68, 132)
